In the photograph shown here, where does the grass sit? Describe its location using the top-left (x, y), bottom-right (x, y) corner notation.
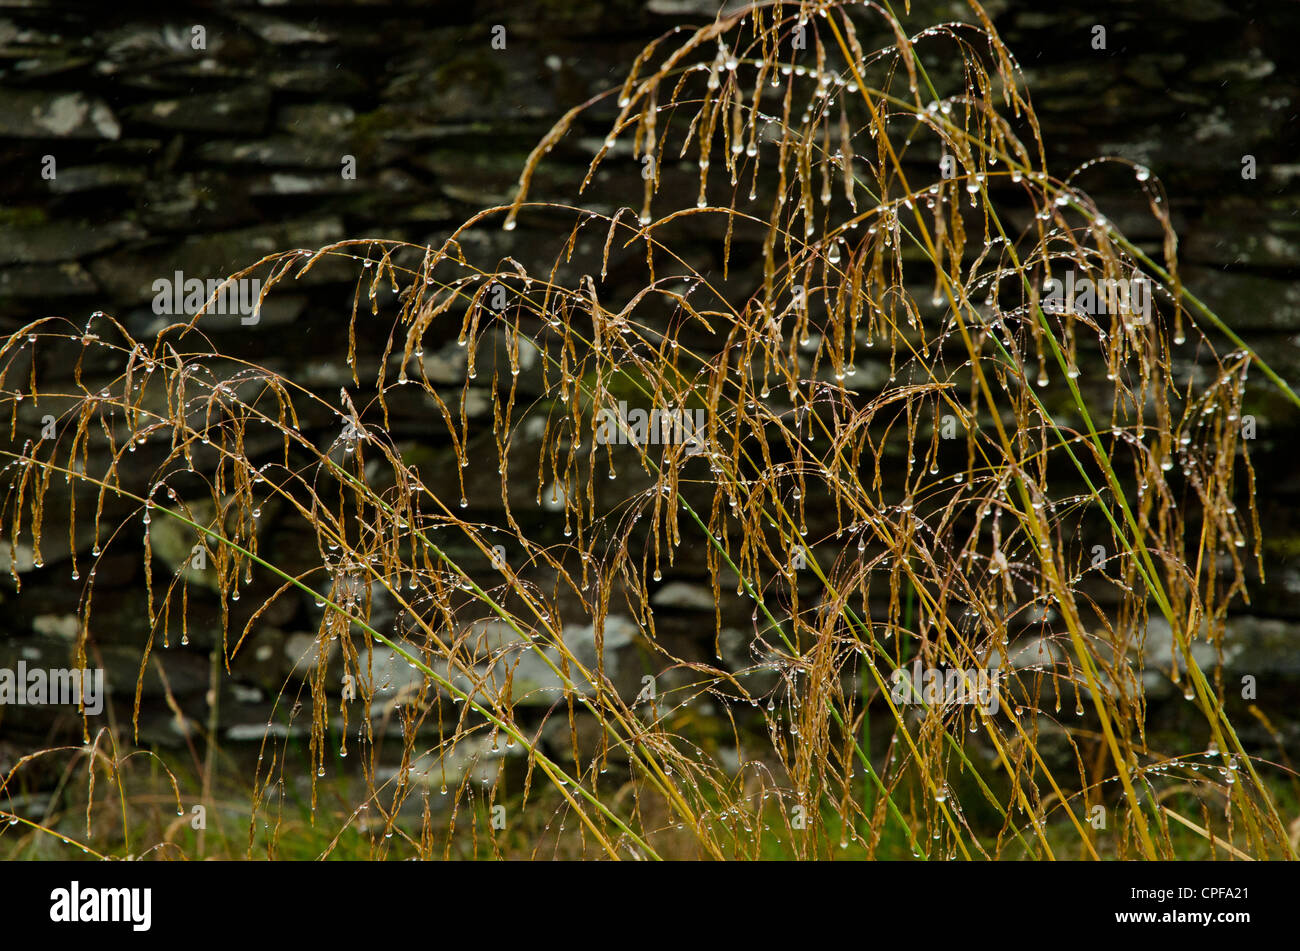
top-left (1, 0), bottom-right (1298, 860)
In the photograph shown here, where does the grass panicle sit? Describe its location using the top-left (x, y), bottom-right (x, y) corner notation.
top-left (1, 0), bottom-right (1294, 860)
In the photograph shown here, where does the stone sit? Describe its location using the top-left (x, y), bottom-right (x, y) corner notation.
top-left (193, 137), bottom-right (347, 169)
top-left (285, 631), bottom-right (339, 679)
top-left (231, 13), bottom-right (334, 46)
top-left (650, 581), bottom-right (716, 611)
top-left (1180, 268), bottom-right (1300, 333)
top-left (0, 89), bottom-right (119, 139)
top-left (87, 217), bottom-right (345, 305)
top-left (0, 260), bottom-right (97, 299)
top-left (389, 734), bottom-right (522, 792)
top-left (122, 87), bottom-right (271, 134)
top-left (1187, 197), bottom-right (1300, 269)
top-left (45, 164), bottom-right (147, 193)
top-left (438, 615), bottom-right (638, 708)
top-left (0, 220), bottom-right (143, 265)
top-left (31, 614), bottom-right (79, 641)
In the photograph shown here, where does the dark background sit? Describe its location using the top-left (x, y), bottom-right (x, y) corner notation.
top-left (1, 0), bottom-right (1298, 770)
